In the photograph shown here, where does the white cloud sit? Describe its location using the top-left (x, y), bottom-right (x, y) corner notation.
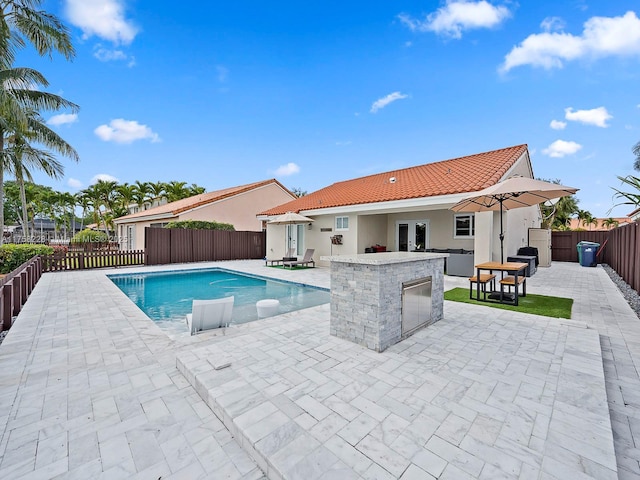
top-left (542, 140), bottom-right (582, 157)
top-left (94, 119), bottom-right (160, 144)
top-left (540, 16), bottom-right (565, 32)
top-left (92, 45), bottom-right (135, 67)
top-left (550, 120), bottom-right (566, 130)
top-left (501, 11), bottom-right (640, 72)
top-left (336, 141), bottom-right (352, 146)
top-left (370, 92), bottom-right (409, 113)
top-left (90, 173), bottom-right (119, 184)
top-left (565, 106), bottom-right (612, 127)
top-left (216, 65), bottom-right (228, 83)
top-left (274, 163), bottom-right (300, 176)
top-left (398, 1), bottom-right (511, 39)
top-left (48, 113), bottom-right (78, 126)
top-left (67, 178), bottom-right (83, 188)
top-left (64, 0), bottom-right (138, 45)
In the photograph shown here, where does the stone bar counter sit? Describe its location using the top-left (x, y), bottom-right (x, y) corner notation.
top-left (321, 252), bottom-right (448, 352)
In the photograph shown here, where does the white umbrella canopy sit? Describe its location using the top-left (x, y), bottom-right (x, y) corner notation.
top-left (268, 211), bottom-right (315, 225)
top-left (268, 212), bottom-right (315, 257)
top-left (451, 176), bottom-right (578, 262)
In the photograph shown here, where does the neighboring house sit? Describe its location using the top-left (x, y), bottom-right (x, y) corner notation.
top-left (114, 179), bottom-right (296, 250)
top-left (259, 145), bottom-right (543, 268)
top-left (567, 217), bottom-right (632, 231)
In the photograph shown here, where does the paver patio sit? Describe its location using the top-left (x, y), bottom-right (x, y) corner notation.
top-left (0, 260), bottom-right (637, 479)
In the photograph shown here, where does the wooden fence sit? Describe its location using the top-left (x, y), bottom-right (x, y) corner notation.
top-left (0, 255), bottom-right (42, 331)
top-left (551, 231), bottom-right (611, 263)
top-left (605, 222), bottom-right (640, 293)
top-left (41, 250), bottom-right (145, 272)
top-left (145, 228), bottom-right (266, 265)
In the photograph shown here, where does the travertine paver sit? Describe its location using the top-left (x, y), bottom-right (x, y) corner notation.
top-left (0, 260), bottom-right (636, 480)
top-left (0, 264), bottom-right (266, 479)
top-left (177, 263), bottom-right (617, 480)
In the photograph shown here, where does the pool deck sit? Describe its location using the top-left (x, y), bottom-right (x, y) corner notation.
top-left (0, 260), bottom-right (638, 479)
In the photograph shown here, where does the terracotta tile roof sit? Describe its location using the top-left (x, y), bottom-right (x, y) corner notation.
top-left (260, 145), bottom-right (528, 215)
top-left (116, 179), bottom-right (291, 222)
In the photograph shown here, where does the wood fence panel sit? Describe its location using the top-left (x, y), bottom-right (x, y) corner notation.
top-left (144, 228), bottom-right (266, 264)
top-left (145, 228), bottom-right (171, 265)
top-left (191, 230), bottom-right (213, 262)
top-left (551, 231), bottom-right (610, 262)
top-left (170, 229), bottom-right (194, 263)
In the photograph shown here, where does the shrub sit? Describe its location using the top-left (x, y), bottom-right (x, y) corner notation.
top-left (71, 229), bottom-right (109, 243)
top-left (0, 244), bottom-right (54, 274)
top-left (164, 220), bottom-right (235, 231)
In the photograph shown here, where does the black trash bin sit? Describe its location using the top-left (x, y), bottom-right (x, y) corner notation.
top-left (577, 241), bottom-right (600, 267)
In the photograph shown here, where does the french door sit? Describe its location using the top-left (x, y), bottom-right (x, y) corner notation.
top-left (396, 220), bottom-right (429, 252)
top-left (286, 224), bottom-right (305, 255)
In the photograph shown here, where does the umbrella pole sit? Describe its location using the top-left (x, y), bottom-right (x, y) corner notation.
top-left (499, 199), bottom-right (504, 264)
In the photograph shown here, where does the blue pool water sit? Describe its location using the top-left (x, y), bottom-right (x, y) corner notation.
top-left (109, 268), bottom-right (330, 335)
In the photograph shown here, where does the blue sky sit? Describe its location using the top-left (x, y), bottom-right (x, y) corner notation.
top-left (18, 0), bottom-right (640, 218)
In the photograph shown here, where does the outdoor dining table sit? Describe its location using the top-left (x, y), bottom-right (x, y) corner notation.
top-left (474, 261), bottom-right (528, 306)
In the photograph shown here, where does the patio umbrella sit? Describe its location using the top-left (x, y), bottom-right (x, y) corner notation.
top-left (268, 211), bottom-right (314, 256)
top-left (451, 176), bottom-right (578, 263)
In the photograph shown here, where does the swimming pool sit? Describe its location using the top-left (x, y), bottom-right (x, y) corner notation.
top-left (109, 268), bottom-right (330, 335)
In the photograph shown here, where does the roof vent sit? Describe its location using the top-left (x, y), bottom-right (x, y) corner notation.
top-left (389, 177), bottom-right (396, 183)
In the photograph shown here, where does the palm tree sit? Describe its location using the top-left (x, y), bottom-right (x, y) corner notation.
top-left (602, 217), bottom-right (619, 230)
top-left (612, 175), bottom-right (640, 209)
top-left (163, 181), bottom-right (187, 202)
top-left (0, 0), bottom-right (75, 243)
top-left (115, 183), bottom-right (136, 215)
top-left (146, 181), bottom-right (166, 207)
top-left (132, 180), bottom-right (151, 210)
top-left (188, 183), bottom-right (206, 196)
top-left (538, 178), bottom-right (579, 230)
top-left (75, 191), bottom-right (90, 231)
top-left (634, 142), bottom-right (640, 171)
top-left (0, 1), bottom-right (74, 68)
top-left (0, 67), bottom-right (78, 243)
top-left (5, 108), bottom-right (78, 239)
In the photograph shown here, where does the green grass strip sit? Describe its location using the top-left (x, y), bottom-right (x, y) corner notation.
top-left (444, 287), bottom-right (573, 319)
top-left (267, 265), bottom-right (314, 270)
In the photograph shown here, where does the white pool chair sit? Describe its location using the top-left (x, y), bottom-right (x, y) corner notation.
top-left (186, 296), bottom-right (234, 335)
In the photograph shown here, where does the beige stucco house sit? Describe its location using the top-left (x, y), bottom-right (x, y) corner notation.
top-left (259, 145), bottom-right (544, 271)
top-left (114, 179), bottom-right (296, 250)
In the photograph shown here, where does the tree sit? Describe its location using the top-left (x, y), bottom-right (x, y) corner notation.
top-left (132, 180), bottom-right (151, 210)
top-left (1, 68), bottom-right (78, 243)
top-left (611, 175), bottom-right (640, 209)
top-left (5, 108), bottom-right (78, 238)
top-left (0, 0), bottom-right (74, 68)
top-left (0, 0), bottom-right (76, 243)
top-left (188, 183), bottom-right (206, 196)
top-left (602, 217), bottom-right (619, 230)
top-left (164, 181), bottom-right (188, 202)
top-left (538, 178), bottom-right (579, 229)
top-left (291, 187), bottom-right (307, 197)
top-left (634, 142), bottom-right (640, 171)
top-left (148, 181), bottom-right (166, 207)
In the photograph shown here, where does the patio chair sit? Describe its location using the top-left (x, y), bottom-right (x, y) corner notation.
top-left (265, 248), bottom-right (296, 266)
top-left (186, 296), bottom-right (234, 335)
top-left (283, 249), bottom-right (315, 269)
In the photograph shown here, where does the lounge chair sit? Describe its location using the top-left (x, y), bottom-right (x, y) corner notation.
top-left (283, 249), bottom-right (315, 269)
top-left (186, 296), bottom-right (234, 335)
top-left (265, 248), bottom-right (296, 266)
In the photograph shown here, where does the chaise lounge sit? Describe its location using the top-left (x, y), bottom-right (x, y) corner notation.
top-left (186, 296), bottom-right (234, 335)
top-left (283, 249), bottom-right (315, 269)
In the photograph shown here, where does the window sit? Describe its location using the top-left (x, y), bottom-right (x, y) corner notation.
top-left (335, 216), bottom-right (349, 231)
top-left (454, 214), bottom-right (474, 238)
